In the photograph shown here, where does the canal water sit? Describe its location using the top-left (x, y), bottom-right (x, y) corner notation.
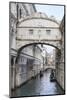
top-left (11, 69), bottom-right (64, 97)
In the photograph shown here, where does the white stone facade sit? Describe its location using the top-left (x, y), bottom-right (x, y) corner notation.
top-left (9, 2), bottom-right (36, 89)
top-left (16, 12), bottom-right (61, 50)
top-left (9, 2), bottom-right (36, 50)
top-left (12, 45), bottom-right (43, 88)
top-left (56, 16), bottom-right (65, 90)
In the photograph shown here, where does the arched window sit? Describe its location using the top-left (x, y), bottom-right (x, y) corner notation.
top-left (11, 56), bottom-right (14, 66)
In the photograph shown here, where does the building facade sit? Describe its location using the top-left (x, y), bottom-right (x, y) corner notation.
top-left (9, 2), bottom-right (36, 90)
top-left (9, 2), bottom-right (36, 59)
top-left (11, 45), bottom-right (43, 89)
top-left (55, 16), bottom-right (65, 90)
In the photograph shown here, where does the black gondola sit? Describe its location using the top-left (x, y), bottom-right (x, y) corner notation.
top-left (50, 69), bottom-right (56, 82)
top-left (40, 71), bottom-right (43, 77)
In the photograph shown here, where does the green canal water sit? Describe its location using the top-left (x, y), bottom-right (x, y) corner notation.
top-left (11, 69), bottom-right (64, 97)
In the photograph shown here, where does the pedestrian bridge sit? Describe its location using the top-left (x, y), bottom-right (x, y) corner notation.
top-left (44, 66), bottom-right (55, 71)
top-left (16, 12), bottom-right (62, 52)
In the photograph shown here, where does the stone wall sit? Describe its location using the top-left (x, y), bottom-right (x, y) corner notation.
top-left (11, 45), bottom-right (43, 89)
top-left (55, 16), bottom-right (65, 90)
top-left (9, 2), bottom-right (36, 89)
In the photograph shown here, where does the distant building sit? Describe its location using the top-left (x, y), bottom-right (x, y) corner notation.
top-left (46, 50), bottom-right (55, 66)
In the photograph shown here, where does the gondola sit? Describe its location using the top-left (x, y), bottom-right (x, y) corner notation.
top-left (40, 71), bottom-right (43, 77)
top-left (50, 69), bottom-right (56, 82)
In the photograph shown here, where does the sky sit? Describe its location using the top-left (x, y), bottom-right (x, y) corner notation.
top-left (43, 45), bottom-right (54, 54)
top-left (38, 44), bottom-right (54, 54)
top-left (41, 45), bottom-right (54, 57)
top-left (35, 4), bottom-right (64, 21)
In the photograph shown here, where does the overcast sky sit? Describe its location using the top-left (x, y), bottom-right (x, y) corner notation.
top-left (43, 45), bottom-right (54, 54)
top-left (35, 4), bottom-right (64, 21)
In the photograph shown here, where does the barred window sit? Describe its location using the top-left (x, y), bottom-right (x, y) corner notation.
top-left (46, 30), bottom-right (51, 34)
top-left (20, 8), bottom-right (22, 18)
top-left (29, 29), bottom-right (33, 34)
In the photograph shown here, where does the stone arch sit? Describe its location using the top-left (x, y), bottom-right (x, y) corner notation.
top-left (15, 42), bottom-right (61, 63)
top-left (45, 68), bottom-right (55, 71)
top-left (18, 12), bottom-right (59, 26)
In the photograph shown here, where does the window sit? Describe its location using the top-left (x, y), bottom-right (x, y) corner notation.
top-left (11, 56), bottom-right (14, 66)
top-left (46, 30), bottom-right (51, 34)
top-left (29, 29), bottom-right (33, 34)
top-left (20, 8), bottom-right (22, 18)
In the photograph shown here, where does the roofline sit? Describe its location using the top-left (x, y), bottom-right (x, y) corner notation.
top-left (9, 1), bottom-right (65, 6)
top-left (17, 16), bottom-right (59, 26)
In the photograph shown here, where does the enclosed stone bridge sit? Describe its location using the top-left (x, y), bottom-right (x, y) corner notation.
top-left (44, 66), bottom-right (55, 70)
top-left (16, 12), bottom-right (62, 53)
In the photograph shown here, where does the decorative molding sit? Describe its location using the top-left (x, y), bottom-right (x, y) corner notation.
top-left (17, 26), bottom-right (59, 29)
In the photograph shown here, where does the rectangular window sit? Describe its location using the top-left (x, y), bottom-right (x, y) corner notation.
top-left (46, 30), bottom-right (51, 34)
top-left (20, 9), bottom-right (22, 18)
top-left (29, 29), bottom-right (33, 34)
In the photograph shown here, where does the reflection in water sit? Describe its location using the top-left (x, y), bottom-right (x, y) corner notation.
top-left (11, 69), bottom-right (64, 97)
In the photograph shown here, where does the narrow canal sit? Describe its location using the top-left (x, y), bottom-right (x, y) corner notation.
top-left (12, 69), bottom-right (64, 97)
